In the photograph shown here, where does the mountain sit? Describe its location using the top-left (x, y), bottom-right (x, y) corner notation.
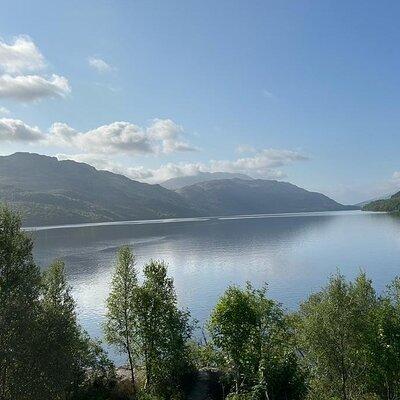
top-left (176, 178), bottom-right (357, 216)
top-left (363, 191), bottom-right (400, 213)
top-left (0, 153), bottom-right (355, 226)
top-left (161, 172), bottom-right (253, 190)
top-left (0, 153), bottom-right (199, 226)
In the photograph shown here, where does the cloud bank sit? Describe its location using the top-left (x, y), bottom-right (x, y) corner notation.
top-left (0, 117), bottom-right (197, 156)
top-left (57, 147), bottom-right (308, 184)
top-left (0, 113), bottom-right (307, 186)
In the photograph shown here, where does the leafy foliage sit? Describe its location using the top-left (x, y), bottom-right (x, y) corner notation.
top-left (363, 191), bottom-right (400, 213)
top-left (0, 206), bottom-right (114, 400)
top-left (298, 272), bottom-right (400, 400)
top-left (104, 246), bottom-right (138, 388)
top-left (105, 251), bottom-right (194, 398)
top-left (0, 206), bottom-right (43, 399)
top-left (135, 260), bottom-right (194, 397)
top-left (208, 284), bottom-right (306, 399)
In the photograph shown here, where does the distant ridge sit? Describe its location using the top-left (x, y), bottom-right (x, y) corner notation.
top-left (0, 153), bottom-right (356, 226)
top-left (161, 172), bottom-right (253, 190)
top-left (177, 178), bottom-right (357, 215)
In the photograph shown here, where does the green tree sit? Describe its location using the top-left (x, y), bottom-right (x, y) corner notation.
top-left (208, 284), bottom-right (305, 399)
top-left (71, 336), bottom-right (116, 400)
top-left (297, 272), bottom-right (377, 400)
top-left (104, 246), bottom-right (138, 390)
top-left (135, 260), bottom-right (193, 397)
top-left (0, 206), bottom-right (115, 400)
top-left (38, 260), bottom-right (89, 398)
top-left (0, 206), bottom-right (43, 400)
top-left (251, 287), bottom-right (306, 400)
top-left (363, 278), bottom-right (400, 399)
top-left (208, 285), bottom-right (259, 394)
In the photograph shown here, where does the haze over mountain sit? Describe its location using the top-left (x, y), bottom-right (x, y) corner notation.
top-left (0, 153), bottom-right (355, 226)
top-left (161, 172), bottom-right (253, 190)
top-left (355, 193), bottom-right (393, 208)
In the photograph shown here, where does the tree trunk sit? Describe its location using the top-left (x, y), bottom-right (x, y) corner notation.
top-left (127, 343), bottom-right (136, 392)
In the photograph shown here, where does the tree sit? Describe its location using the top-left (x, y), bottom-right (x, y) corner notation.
top-left (251, 287), bottom-right (306, 400)
top-left (297, 272), bottom-right (377, 400)
top-left (104, 246), bottom-right (138, 390)
top-left (71, 336), bottom-right (116, 400)
top-left (39, 260), bottom-right (89, 398)
top-left (208, 285), bottom-right (259, 394)
top-left (135, 260), bottom-right (193, 397)
top-left (363, 278), bottom-right (400, 399)
top-left (208, 284), bottom-right (306, 399)
top-left (0, 206), bottom-right (115, 399)
top-left (0, 206), bottom-right (43, 400)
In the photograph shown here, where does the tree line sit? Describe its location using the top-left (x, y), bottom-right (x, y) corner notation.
top-left (2, 205), bottom-right (400, 399)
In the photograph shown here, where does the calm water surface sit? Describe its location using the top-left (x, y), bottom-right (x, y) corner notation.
top-left (29, 211), bottom-right (400, 362)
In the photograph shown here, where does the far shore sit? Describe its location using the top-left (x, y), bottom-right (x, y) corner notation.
top-left (22, 209), bottom-right (368, 232)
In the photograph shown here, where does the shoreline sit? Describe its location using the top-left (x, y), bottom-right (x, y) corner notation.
top-left (23, 209), bottom-right (368, 232)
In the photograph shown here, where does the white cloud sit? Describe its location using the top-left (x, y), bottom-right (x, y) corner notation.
top-left (0, 35), bottom-right (70, 103)
top-left (88, 57), bottom-right (113, 73)
top-left (0, 74), bottom-right (70, 101)
top-left (49, 121), bottom-right (153, 154)
top-left (47, 119), bottom-right (196, 155)
top-left (148, 149), bottom-right (307, 182)
top-left (0, 115), bottom-right (306, 184)
top-left (0, 117), bottom-right (196, 156)
top-left (147, 119), bottom-right (198, 153)
top-left (0, 106), bottom-right (9, 115)
top-left (209, 149), bottom-right (308, 177)
top-left (56, 148), bottom-right (308, 184)
top-left (0, 118), bottom-right (42, 142)
top-left (0, 35), bottom-right (45, 74)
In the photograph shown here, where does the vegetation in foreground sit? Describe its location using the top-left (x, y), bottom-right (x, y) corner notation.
top-left (2, 205), bottom-right (400, 399)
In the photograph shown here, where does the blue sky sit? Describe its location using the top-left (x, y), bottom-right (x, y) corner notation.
top-left (0, 0), bottom-right (399, 203)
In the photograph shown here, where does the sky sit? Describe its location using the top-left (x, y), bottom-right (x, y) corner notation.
top-left (0, 0), bottom-right (400, 204)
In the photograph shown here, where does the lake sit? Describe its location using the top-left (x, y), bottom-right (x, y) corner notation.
top-left (29, 210), bottom-right (400, 362)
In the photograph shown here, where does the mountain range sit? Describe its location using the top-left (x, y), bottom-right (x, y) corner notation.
top-left (0, 153), bottom-right (357, 226)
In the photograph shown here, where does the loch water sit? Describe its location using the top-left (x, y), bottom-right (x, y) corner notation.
top-left (29, 211), bottom-right (400, 362)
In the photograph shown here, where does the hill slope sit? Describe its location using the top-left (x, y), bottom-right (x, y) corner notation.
top-left (161, 172), bottom-right (253, 190)
top-left (0, 153), bottom-right (199, 226)
top-left (177, 178), bottom-right (356, 216)
top-left (363, 191), bottom-right (400, 213)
